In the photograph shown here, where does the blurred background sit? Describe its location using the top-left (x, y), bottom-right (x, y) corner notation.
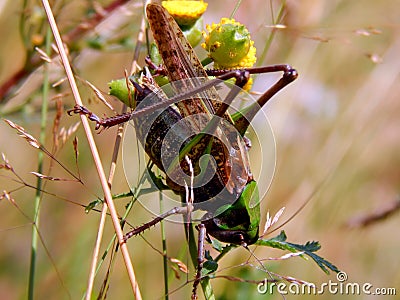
top-left (0, 0), bottom-right (399, 299)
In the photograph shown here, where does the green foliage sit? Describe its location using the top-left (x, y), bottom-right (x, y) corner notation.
top-left (256, 231), bottom-right (340, 274)
top-left (202, 251), bottom-right (219, 275)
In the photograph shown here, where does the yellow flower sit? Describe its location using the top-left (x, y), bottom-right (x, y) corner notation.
top-left (162, 1), bottom-right (208, 26)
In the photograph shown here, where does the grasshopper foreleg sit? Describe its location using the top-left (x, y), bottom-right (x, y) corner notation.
top-left (67, 104), bottom-right (135, 131)
top-left (66, 77), bottom-right (158, 130)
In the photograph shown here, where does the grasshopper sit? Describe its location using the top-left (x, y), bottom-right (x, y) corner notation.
top-left (69, 2), bottom-right (297, 296)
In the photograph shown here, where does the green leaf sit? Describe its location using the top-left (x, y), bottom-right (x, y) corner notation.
top-left (202, 260), bottom-right (218, 275)
top-left (205, 250), bottom-right (213, 260)
top-left (211, 239), bottom-right (223, 252)
top-left (270, 230), bottom-right (287, 242)
top-left (214, 244), bottom-right (238, 262)
top-left (256, 230), bottom-right (340, 274)
top-left (85, 198), bottom-right (103, 213)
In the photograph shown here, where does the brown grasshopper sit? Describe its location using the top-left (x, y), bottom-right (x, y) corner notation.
top-left (68, 3), bottom-right (298, 297)
top-left (69, 3), bottom-right (297, 243)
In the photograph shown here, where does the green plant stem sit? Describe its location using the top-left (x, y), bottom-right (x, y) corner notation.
top-left (159, 192), bottom-right (169, 299)
top-left (230, 0), bottom-right (242, 19)
top-left (258, 0), bottom-right (286, 64)
top-left (28, 26), bottom-right (51, 300)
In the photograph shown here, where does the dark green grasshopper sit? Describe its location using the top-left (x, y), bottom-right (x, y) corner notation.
top-left (69, 3), bottom-right (297, 246)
